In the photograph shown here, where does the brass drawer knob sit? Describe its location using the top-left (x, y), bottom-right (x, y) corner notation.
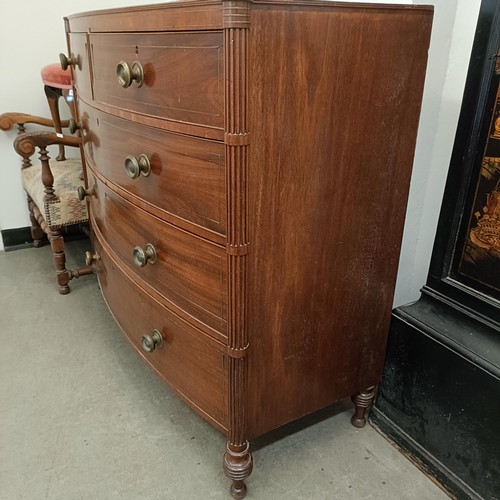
top-left (85, 251), bottom-right (99, 266)
top-left (124, 154), bottom-right (151, 179)
top-left (59, 52), bottom-right (79, 70)
top-left (116, 60), bottom-right (144, 88)
top-left (141, 329), bottom-right (163, 353)
top-left (77, 186), bottom-right (92, 201)
top-left (133, 243), bottom-right (157, 267)
top-left (69, 118), bottom-right (83, 134)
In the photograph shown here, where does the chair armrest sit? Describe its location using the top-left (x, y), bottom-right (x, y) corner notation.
top-left (14, 131), bottom-right (81, 158)
top-left (0, 112), bottom-right (70, 132)
top-left (14, 131), bottom-right (82, 201)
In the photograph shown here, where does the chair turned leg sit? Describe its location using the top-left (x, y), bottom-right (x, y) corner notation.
top-left (28, 197), bottom-right (44, 248)
top-left (351, 386), bottom-right (376, 428)
top-left (44, 85), bottom-right (65, 161)
top-left (48, 229), bottom-right (70, 294)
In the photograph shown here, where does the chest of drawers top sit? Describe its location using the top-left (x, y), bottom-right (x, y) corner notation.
top-left (67, 0), bottom-right (432, 138)
top-left (67, 0), bottom-right (432, 31)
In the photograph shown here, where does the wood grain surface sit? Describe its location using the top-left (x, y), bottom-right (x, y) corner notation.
top-left (67, 1), bottom-right (433, 496)
top-left (88, 170), bottom-right (228, 334)
top-left (246, 4), bottom-right (433, 437)
top-left (90, 32), bottom-right (224, 128)
top-left (80, 101), bottom-right (226, 236)
top-left (68, 33), bottom-right (92, 103)
top-left (94, 236), bottom-right (228, 430)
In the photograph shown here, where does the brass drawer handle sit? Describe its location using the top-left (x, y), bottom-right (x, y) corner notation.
top-left (59, 52), bottom-right (79, 70)
top-left (133, 243), bottom-right (157, 267)
top-left (85, 251), bottom-right (99, 266)
top-left (124, 154), bottom-right (151, 179)
top-left (141, 329), bottom-right (163, 353)
top-left (77, 186), bottom-right (93, 201)
top-left (69, 118), bottom-right (83, 135)
top-left (116, 60), bottom-right (144, 88)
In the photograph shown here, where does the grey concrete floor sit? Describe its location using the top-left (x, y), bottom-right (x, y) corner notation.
top-left (0, 239), bottom-right (451, 500)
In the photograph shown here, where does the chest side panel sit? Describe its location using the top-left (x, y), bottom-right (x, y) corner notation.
top-left (246, 4), bottom-right (432, 437)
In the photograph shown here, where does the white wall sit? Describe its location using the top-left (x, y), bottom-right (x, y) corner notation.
top-left (0, 0), bottom-right (156, 251)
top-left (0, 0), bottom-right (481, 308)
top-left (394, 0), bottom-right (482, 305)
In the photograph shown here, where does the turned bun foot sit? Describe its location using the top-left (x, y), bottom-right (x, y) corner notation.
top-left (33, 239), bottom-right (44, 248)
top-left (351, 414), bottom-right (367, 428)
top-left (224, 441), bottom-right (253, 500)
top-left (351, 385), bottom-right (376, 428)
top-left (230, 480), bottom-right (247, 499)
top-left (58, 284), bottom-right (70, 295)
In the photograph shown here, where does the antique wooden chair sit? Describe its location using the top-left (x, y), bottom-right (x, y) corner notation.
top-left (0, 63), bottom-right (93, 294)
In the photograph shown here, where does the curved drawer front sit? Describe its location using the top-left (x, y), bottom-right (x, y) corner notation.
top-left (80, 102), bottom-right (226, 236)
top-left (88, 171), bottom-right (227, 334)
top-left (90, 32), bottom-right (224, 128)
top-left (94, 237), bottom-right (227, 430)
top-left (69, 33), bottom-right (92, 102)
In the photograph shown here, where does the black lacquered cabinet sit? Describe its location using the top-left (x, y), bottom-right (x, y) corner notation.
top-left (372, 2), bottom-right (500, 499)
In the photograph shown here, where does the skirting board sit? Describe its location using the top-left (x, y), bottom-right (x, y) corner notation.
top-left (1, 227), bottom-right (33, 252)
top-left (1, 226), bottom-right (88, 252)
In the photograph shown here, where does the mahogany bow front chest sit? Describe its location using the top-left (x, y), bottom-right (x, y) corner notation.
top-left (65, 0), bottom-right (432, 496)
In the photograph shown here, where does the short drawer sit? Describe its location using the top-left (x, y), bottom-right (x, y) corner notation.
top-left (80, 102), bottom-right (226, 236)
top-left (88, 171), bottom-right (227, 334)
top-left (90, 32), bottom-right (224, 128)
top-left (68, 33), bottom-right (92, 102)
top-left (94, 237), bottom-right (227, 429)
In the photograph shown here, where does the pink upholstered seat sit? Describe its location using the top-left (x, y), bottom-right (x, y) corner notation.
top-left (41, 63), bottom-right (72, 90)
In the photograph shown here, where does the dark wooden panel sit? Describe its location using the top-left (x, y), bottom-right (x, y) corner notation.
top-left (80, 101), bottom-right (226, 236)
top-left (88, 171), bottom-right (228, 335)
top-left (246, 6), bottom-right (433, 437)
top-left (90, 32), bottom-right (224, 128)
top-left (94, 236), bottom-right (228, 430)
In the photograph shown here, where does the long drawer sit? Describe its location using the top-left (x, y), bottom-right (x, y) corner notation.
top-left (89, 32), bottom-right (224, 128)
top-left (94, 236), bottom-right (228, 430)
top-left (88, 170), bottom-right (228, 335)
top-left (80, 102), bottom-right (226, 236)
